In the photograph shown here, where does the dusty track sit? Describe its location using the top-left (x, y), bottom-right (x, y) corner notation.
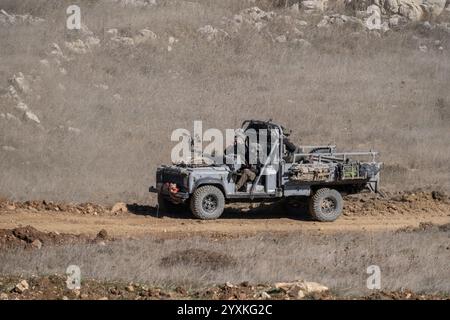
top-left (0, 209), bottom-right (449, 238)
top-left (1, 191), bottom-right (449, 238)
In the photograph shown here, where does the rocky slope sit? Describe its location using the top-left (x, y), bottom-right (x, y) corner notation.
top-left (1, 0), bottom-right (450, 203)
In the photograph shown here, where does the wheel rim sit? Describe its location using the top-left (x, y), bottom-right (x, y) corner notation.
top-left (202, 194), bottom-right (218, 213)
top-left (321, 197), bottom-right (337, 214)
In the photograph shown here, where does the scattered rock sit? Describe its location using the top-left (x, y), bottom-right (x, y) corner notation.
top-left (388, 14), bottom-right (406, 27)
top-left (6, 85), bottom-right (20, 100)
top-left (111, 202), bottom-right (128, 213)
top-left (96, 229), bottom-right (108, 240)
top-left (292, 38), bottom-right (312, 48)
top-left (65, 39), bottom-right (89, 54)
top-left (168, 36), bottom-right (178, 45)
top-left (39, 59), bottom-right (50, 68)
top-left (85, 36), bottom-right (101, 47)
top-left (31, 239), bottom-right (42, 249)
top-left (378, 0), bottom-right (447, 21)
top-left (258, 291), bottom-right (271, 299)
top-left (318, 14), bottom-right (365, 29)
top-left (419, 45), bottom-right (428, 52)
top-left (16, 101), bottom-right (29, 112)
top-left (9, 72), bottom-right (31, 94)
top-left (301, 281), bottom-right (329, 293)
top-left (302, 0), bottom-right (327, 12)
top-left (49, 43), bottom-right (66, 60)
top-left (107, 28), bottom-right (119, 37)
top-left (0, 9), bottom-right (45, 26)
top-left (275, 280), bottom-right (328, 296)
top-left (134, 28), bottom-right (157, 44)
top-left (5, 203), bottom-right (16, 210)
top-left (198, 25), bottom-right (229, 41)
top-left (275, 35), bottom-right (287, 43)
top-left (111, 36), bottom-right (135, 47)
top-left (0, 274), bottom-right (447, 300)
top-left (113, 0), bottom-right (157, 8)
top-left (68, 127), bottom-right (81, 135)
top-left (24, 110), bottom-right (41, 124)
top-left (432, 191), bottom-right (446, 201)
top-left (238, 6), bottom-right (275, 31)
top-left (14, 280), bottom-right (29, 293)
top-left (287, 285), bottom-right (305, 298)
top-left (94, 83), bottom-right (109, 90)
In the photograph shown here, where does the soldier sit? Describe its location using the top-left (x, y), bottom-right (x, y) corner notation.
top-left (281, 126), bottom-right (299, 162)
top-left (235, 163), bottom-right (257, 192)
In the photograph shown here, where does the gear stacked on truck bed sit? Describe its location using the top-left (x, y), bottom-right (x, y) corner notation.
top-left (289, 163), bottom-right (335, 182)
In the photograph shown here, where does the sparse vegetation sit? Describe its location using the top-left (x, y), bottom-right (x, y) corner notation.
top-left (0, 0), bottom-right (449, 204)
top-left (1, 225), bottom-right (449, 295)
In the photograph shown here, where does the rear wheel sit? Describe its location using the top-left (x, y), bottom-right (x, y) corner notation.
top-left (190, 185), bottom-right (225, 220)
top-left (309, 188), bottom-right (343, 222)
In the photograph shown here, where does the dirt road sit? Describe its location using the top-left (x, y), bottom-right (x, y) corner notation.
top-left (1, 191), bottom-right (449, 238)
top-left (1, 209), bottom-right (449, 238)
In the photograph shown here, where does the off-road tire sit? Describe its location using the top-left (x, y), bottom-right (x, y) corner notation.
top-left (308, 188), bottom-right (343, 222)
top-left (190, 185), bottom-right (225, 220)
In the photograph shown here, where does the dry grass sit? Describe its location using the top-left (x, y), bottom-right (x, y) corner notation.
top-left (0, 227), bottom-right (449, 295)
top-left (0, 0), bottom-right (449, 204)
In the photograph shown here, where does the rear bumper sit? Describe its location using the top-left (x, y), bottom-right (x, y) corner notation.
top-left (149, 183), bottom-right (190, 200)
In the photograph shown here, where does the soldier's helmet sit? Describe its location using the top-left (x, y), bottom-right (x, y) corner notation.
top-left (280, 125), bottom-right (292, 137)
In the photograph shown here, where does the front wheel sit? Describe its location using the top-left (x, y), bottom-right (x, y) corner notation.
top-left (190, 185), bottom-right (225, 220)
top-left (309, 188), bottom-right (343, 222)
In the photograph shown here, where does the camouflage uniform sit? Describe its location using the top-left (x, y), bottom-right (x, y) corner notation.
top-left (236, 168), bottom-right (257, 191)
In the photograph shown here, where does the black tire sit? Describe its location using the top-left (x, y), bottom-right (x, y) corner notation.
top-left (190, 185), bottom-right (225, 220)
top-left (308, 188), bottom-right (343, 222)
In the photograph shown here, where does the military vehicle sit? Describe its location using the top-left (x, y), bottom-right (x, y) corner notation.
top-left (150, 120), bottom-right (382, 222)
